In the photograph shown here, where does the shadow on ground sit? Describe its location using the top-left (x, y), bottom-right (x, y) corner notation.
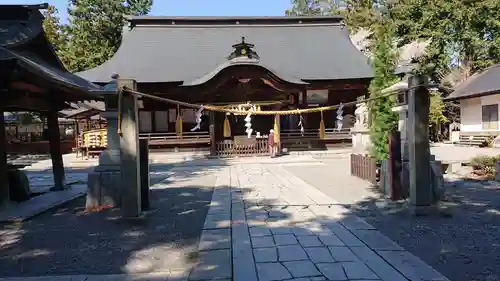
top-left (344, 178), bottom-right (500, 281)
top-left (3, 153), bottom-right (500, 281)
top-left (0, 157), bottom-right (227, 277)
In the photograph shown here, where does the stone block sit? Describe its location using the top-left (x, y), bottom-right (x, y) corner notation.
top-left (297, 235), bottom-right (323, 247)
top-left (377, 250), bottom-right (450, 281)
top-left (317, 233), bottom-right (345, 246)
top-left (249, 226), bottom-right (272, 237)
top-left (292, 227), bottom-right (315, 236)
top-left (254, 247), bottom-right (278, 262)
top-left (232, 220), bottom-right (258, 281)
top-left (86, 170), bottom-right (121, 210)
top-left (431, 160), bottom-right (445, 201)
top-left (316, 263), bottom-right (347, 280)
top-left (339, 215), bottom-right (375, 230)
top-left (203, 213), bottom-right (231, 229)
top-left (323, 222), bottom-right (365, 247)
top-left (189, 249), bottom-right (232, 280)
top-left (305, 247), bottom-right (335, 263)
top-left (349, 246), bottom-right (407, 281)
top-left (274, 234), bottom-right (298, 245)
top-left (252, 236), bottom-right (275, 248)
top-left (198, 228), bottom-right (231, 251)
top-left (256, 262), bottom-right (292, 281)
top-left (283, 260), bottom-right (321, 278)
top-left (350, 229), bottom-right (404, 251)
top-left (278, 245), bottom-right (308, 261)
top-left (328, 246), bottom-right (359, 262)
top-left (341, 261), bottom-right (379, 280)
top-left (270, 227), bottom-right (293, 234)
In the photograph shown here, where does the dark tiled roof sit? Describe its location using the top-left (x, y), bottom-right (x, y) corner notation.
top-left (77, 16), bottom-right (373, 83)
top-left (0, 46), bottom-right (103, 93)
top-left (445, 64), bottom-right (500, 101)
top-left (0, 3), bottom-right (103, 100)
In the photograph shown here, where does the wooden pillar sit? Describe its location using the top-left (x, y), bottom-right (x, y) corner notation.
top-left (0, 110), bottom-right (9, 207)
top-left (407, 74), bottom-right (433, 212)
top-left (119, 79), bottom-right (142, 218)
top-left (209, 111), bottom-right (216, 156)
top-left (47, 110), bottom-right (65, 191)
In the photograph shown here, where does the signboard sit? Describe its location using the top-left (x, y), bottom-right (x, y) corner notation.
top-left (306, 89), bottom-right (329, 104)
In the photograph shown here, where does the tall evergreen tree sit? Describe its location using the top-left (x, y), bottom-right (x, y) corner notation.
top-left (64, 0), bottom-right (153, 72)
top-left (285, 0), bottom-right (333, 16)
top-left (368, 20), bottom-right (399, 160)
top-left (388, 0), bottom-right (500, 78)
top-left (42, 5), bottom-right (68, 67)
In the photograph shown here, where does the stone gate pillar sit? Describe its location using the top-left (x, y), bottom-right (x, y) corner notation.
top-left (86, 77), bottom-right (133, 210)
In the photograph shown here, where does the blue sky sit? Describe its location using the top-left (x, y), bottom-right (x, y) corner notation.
top-left (3, 0), bottom-right (292, 22)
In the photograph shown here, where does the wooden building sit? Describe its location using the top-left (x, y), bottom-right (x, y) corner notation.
top-left (0, 3), bottom-right (102, 206)
top-left (78, 16), bottom-right (373, 153)
top-left (445, 63), bottom-right (500, 145)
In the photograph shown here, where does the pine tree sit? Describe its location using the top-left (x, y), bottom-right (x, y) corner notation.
top-left (368, 21), bottom-right (399, 160)
top-left (64, 0), bottom-right (153, 72)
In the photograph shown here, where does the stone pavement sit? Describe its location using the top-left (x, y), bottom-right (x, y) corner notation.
top-left (1, 157), bottom-right (451, 281)
top-left (191, 162), bottom-right (450, 281)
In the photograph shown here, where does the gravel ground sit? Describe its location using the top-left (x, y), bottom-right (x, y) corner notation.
top-left (0, 164), bottom-right (217, 277)
top-left (286, 159), bottom-right (500, 281)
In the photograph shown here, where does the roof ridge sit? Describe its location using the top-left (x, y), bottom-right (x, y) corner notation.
top-left (126, 15), bottom-right (345, 27)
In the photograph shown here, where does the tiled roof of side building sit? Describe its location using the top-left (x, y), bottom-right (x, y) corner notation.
top-left (77, 16), bottom-right (373, 84)
top-left (445, 63), bottom-right (500, 101)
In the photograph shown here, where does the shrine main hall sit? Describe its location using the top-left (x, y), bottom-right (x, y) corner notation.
top-left (78, 15), bottom-right (373, 154)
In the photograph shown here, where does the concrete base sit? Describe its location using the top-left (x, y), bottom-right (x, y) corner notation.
top-left (97, 149), bottom-right (120, 168)
top-left (86, 149), bottom-right (122, 210)
top-left (86, 170), bottom-right (121, 210)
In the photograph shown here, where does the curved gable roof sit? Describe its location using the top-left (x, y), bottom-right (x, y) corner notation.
top-left (77, 16), bottom-right (373, 84)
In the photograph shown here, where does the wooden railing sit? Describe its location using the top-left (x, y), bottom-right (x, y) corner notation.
top-left (280, 128), bottom-right (351, 140)
top-left (350, 153), bottom-right (377, 184)
top-left (139, 131), bottom-right (210, 145)
top-left (216, 138), bottom-right (268, 157)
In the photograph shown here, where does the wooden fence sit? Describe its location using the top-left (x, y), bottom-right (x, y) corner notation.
top-left (350, 153), bottom-right (378, 184)
top-left (216, 138), bottom-right (268, 157)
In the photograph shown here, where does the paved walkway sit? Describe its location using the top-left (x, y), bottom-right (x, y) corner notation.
top-left (1, 157), bottom-right (451, 281)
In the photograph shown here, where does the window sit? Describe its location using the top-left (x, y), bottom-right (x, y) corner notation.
top-left (482, 104), bottom-right (498, 130)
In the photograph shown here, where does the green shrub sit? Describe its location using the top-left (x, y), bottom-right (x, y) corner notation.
top-left (470, 155), bottom-right (500, 175)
